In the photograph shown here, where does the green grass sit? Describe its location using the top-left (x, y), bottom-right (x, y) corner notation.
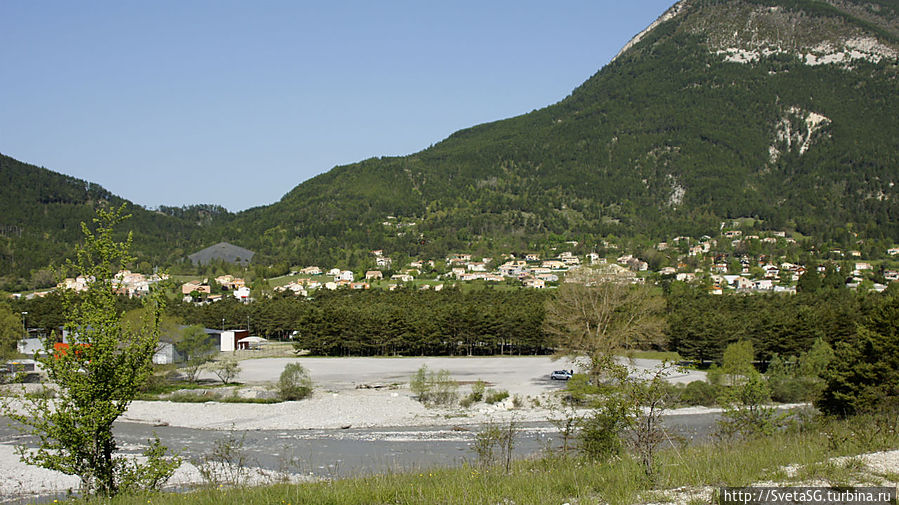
top-left (72, 413), bottom-right (899, 505)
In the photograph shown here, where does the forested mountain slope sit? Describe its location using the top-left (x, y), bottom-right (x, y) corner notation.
top-left (220, 0), bottom-right (898, 267)
top-left (0, 154), bottom-right (232, 289)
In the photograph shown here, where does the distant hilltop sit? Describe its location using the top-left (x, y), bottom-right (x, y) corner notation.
top-left (188, 242), bottom-right (255, 266)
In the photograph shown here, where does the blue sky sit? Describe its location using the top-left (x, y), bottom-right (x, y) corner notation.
top-left (1, 1), bottom-right (675, 212)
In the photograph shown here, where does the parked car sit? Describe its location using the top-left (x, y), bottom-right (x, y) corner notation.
top-left (550, 370), bottom-right (573, 380)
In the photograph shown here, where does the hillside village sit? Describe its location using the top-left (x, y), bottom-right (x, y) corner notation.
top-left (178, 225), bottom-right (898, 303)
top-left (10, 223), bottom-right (898, 305)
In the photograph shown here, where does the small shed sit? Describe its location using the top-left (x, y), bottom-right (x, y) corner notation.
top-left (220, 330), bottom-right (250, 352)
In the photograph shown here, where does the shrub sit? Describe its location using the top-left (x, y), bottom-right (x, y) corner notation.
top-left (410, 365), bottom-right (458, 406)
top-left (409, 365), bottom-right (430, 399)
top-left (579, 398), bottom-right (633, 460)
top-left (473, 419), bottom-right (517, 473)
top-left (470, 379), bottom-right (486, 402)
top-left (677, 380), bottom-right (719, 406)
top-left (706, 364), bottom-right (725, 386)
top-left (485, 389), bottom-right (510, 404)
top-left (460, 379), bottom-right (487, 408)
top-left (210, 358), bottom-right (241, 385)
top-left (563, 373), bottom-right (601, 405)
top-left (769, 375), bottom-right (819, 403)
top-left (278, 363), bottom-right (313, 401)
top-left (716, 372), bottom-right (785, 440)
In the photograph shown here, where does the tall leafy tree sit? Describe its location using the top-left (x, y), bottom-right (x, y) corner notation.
top-left (543, 268), bottom-right (666, 379)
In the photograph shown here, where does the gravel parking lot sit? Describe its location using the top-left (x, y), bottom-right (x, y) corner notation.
top-left (210, 355), bottom-right (706, 395)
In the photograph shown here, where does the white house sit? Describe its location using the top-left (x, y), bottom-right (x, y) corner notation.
top-left (754, 279), bottom-right (774, 291)
top-left (523, 278), bottom-right (546, 289)
top-left (233, 286), bottom-right (251, 300)
top-left (338, 270), bottom-right (355, 282)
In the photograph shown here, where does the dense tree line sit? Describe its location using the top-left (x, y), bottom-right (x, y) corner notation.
top-left (664, 284), bottom-right (880, 363)
top-left (171, 288), bottom-right (550, 357)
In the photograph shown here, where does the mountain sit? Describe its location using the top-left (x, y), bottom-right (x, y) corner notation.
top-left (3, 0), bottom-right (898, 282)
top-left (215, 0), bottom-right (898, 268)
top-left (0, 154), bottom-right (232, 290)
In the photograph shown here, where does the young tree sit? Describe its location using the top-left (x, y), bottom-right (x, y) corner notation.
top-left (0, 303), bottom-right (23, 359)
top-left (177, 324), bottom-right (217, 382)
top-left (3, 206), bottom-right (178, 496)
top-left (210, 357), bottom-right (241, 385)
top-left (628, 365), bottom-right (675, 480)
top-left (721, 340), bottom-right (756, 386)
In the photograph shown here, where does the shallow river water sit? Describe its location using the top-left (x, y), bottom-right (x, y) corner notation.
top-left (0, 411), bottom-right (718, 504)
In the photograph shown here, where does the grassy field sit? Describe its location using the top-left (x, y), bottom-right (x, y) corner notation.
top-left (75, 412), bottom-right (898, 505)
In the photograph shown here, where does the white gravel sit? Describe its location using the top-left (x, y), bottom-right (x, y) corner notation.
top-left (122, 356), bottom-right (706, 430)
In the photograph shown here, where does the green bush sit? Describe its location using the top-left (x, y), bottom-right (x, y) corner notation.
top-left (409, 365), bottom-right (458, 406)
top-left (563, 374), bottom-right (601, 405)
top-left (470, 379), bottom-right (486, 402)
top-left (677, 380), bottom-right (720, 407)
top-left (578, 398), bottom-right (633, 460)
top-left (460, 379), bottom-right (488, 408)
top-left (485, 389), bottom-right (510, 404)
top-left (277, 363), bottom-right (313, 401)
top-left (769, 375), bottom-right (820, 403)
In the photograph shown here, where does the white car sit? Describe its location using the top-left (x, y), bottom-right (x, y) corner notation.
top-left (550, 370), bottom-right (573, 380)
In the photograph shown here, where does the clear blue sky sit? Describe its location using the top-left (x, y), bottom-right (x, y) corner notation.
top-left (1, 1), bottom-right (675, 212)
